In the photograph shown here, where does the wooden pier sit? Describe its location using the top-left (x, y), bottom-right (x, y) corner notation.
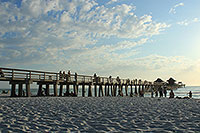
top-left (0, 67), bottom-right (161, 97)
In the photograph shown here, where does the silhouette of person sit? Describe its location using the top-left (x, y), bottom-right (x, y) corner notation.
top-left (59, 71), bottom-right (62, 80)
top-left (109, 76), bottom-right (112, 83)
top-left (0, 69), bottom-right (4, 77)
top-left (94, 73), bottom-right (97, 82)
top-left (63, 71), bottom-right (66, 79)
top-left (169, 90), bottom-right (175, 98)
top-left (151, 89), bottom-right (154, 98)
top-left (75, 72), bottom-right (77, 82)
top-left (189, 91), bottom-right (192, 98)
top-left (163, 88), bottom-right (167, 97)
top-left (155, 91), bottom-right (158, 97)
top-left (158, 86), bottom-right (163, 97)
top-left (68, 70), bottom-right (71, 81)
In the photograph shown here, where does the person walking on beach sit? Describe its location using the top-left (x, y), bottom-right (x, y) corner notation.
top-left (189, 91), bottom-right (192, 98)
top-left (155, 91), bottom-right (158, 97)
top-left (158, 86), bottom-right (163, 97)
top-left (169, 90), bottom-right (174, 98)
top-left (151, 89), bottom-right (154, 98)
top-left (163, 87), bottom-right (167, 97)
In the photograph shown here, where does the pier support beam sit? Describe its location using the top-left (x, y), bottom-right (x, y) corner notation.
top-left (82, 84), bottom-right (85, 97)
top-left (73, 83), bottom-right (78, 97)
top-left (46, 84), bottom-right (50, 96)
top-left (138, 85), bottom-right (141, 97)
top-left (88, 83), bottom-right (92, 97)
top-left (18, 83), bottom-right (23, 97)
top-left (130, 85), bottom-right (133, 96)
top-left (113, 84), bottom-right (117, 96)
top-left (125, 85), bottom-right (128, 96)
top-left (94, 84), bottom-right (97, 97)
top-left (135, 85), bottom-right (137, 95)
top-left (37, 84), bottom-right (43, 96)
top-left (107, 85), bottom-right (110, 96)
top-left (59, 84), bottom-right (63, 96)
top-left (54, 83), bottom-right (58, 96)
top-left (66, 84), bottom-right (70, 96)
top-left (11, 83), bottom-right (16, 97)
top-left (26, 83), bottom-right (31, 97)
top-left (104, 85), bottom-right (107, 96)
top-left (110, 84), bottom-right (113, 96)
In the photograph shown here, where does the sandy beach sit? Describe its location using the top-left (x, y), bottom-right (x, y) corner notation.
top-left (0, 96), bottom-right (200, 132)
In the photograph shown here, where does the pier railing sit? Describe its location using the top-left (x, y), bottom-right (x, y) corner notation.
top-left (0, 67), bottom-right (154, 85)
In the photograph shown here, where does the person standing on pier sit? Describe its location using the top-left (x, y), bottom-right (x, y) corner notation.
top-left (109, 76), bottom-right (112, 83)
top-left (94, 73), bottom-right (97, 82)
top-left (63, 71), bottom-right (66, 79)
top-left (0, 69), bottom-right (5, 77)
top-left (68, 70), bottom-right (71, 81)
top-left (75, 72), bottom-right (77, 82)
top-left (59, 71), bottom-right (62, 80)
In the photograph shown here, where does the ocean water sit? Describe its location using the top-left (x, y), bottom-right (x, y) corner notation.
top-left (0, 86), bottom-right (200, 99)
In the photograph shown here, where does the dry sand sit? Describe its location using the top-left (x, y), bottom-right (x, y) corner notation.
top-left (0, 96), bottom-right (200, 132)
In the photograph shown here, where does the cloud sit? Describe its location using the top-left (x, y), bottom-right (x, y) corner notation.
top-left (177, 18), bottom-right (200, 26)
top-left (169, 3), bottom-right (184, 14)
top-left (0, 0), bottom-right (170, 75)
top-left (107, 0), bottom-right (118, 5)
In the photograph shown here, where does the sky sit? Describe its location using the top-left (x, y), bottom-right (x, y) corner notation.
top-left (0, 0), bottom-right (200, 87)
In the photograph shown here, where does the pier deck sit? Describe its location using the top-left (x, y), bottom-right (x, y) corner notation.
top-left (0, 67), bottom-right (160, 97)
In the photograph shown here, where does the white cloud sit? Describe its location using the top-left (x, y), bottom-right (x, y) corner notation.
top-left (0, 0), bottom-right (170, 77)
top-left (107, 0), bottom-right (118, 5)
top-left (169, 3), bottom-right (184, 14)
top-left (177, 18), bottom-right (200, 26)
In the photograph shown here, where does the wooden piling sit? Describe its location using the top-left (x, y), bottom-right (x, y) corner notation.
top-left (107, 85), bottom-right (110, 96)
top-left (135, 85), bottom-right (138, 94)
top-left (66, 84), bottom-right (69, 95)
top-left (110, 84), bottom-right (113, 96)
top-left (54, 83), bottom-right (58, 96)
top-left (18, 83), bottom-right (23, 97)
top-left (94, 84), bottom-right (97, 97)
top-left (73, 83), bottom-right (78, 97)
top-left (130, 85), bottom-right (133, 96)
top-left (59, 84), bottom-right (63, 96)
top-left (11, 83), bottom-right (16, 97)
top-left (46, 84), bottom-right (50, 96)
top-left (26, 83), bottom-right (31, 97)
top-left (113, 84), bottom-right (117, 96)
top-left (104, 85), bottom-right (107, 96)
top-left (98, 85), bottom-right (101, 97)
top-left (82, 84), bottom-right (85, 97)
top-left (37, 84), bottom-right (43, 96)
top-left (88, 83), bottom-right (92, 97)
top-left (125, 85), bottom-right (128, 96)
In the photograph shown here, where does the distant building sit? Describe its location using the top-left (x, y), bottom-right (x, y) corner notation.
top-left (167, 77), bottom-right (176, 86)
top-left (154, 78), bottom-right (164, 83)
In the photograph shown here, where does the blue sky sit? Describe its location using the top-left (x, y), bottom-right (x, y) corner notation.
top-left (0, 0), bottom-right (200, 86)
